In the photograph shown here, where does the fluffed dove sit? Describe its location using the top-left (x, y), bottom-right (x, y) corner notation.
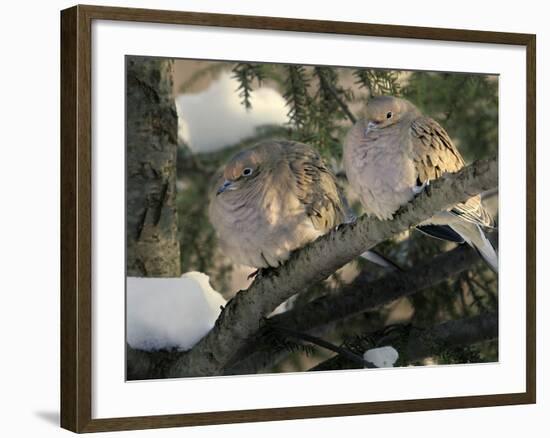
top-left (343, 96), bottom-right (498, 272)
top-left (209, 140), bottom-right (398, 270)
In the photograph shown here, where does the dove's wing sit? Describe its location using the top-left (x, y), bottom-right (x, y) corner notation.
top-left (451, 195), bottom-right (494, 227)
top-left (410, 116), bottom-right (465, 181)
top-left (410, 117), bottom-right (493, 228)
top-left (282, 141), bottom-right (347, 233)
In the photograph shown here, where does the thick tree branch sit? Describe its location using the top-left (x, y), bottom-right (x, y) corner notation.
top-left (165, 157), bottom-right (497, 378)
top-left (127, 344), bottom-right (186, 381)
top-left (275, 247), bottom-right (476, 333)
top-left (310, 313), bottom-right (498, 371)
top-left (404, 312), bottom-right (498, 359)
top-left (224, 244), bottom-right (478, 375)
top-left (127, 245), bottom-right (478, 380)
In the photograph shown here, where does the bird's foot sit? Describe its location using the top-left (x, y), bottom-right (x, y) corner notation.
top-left (338, 216), bottom-right (357, 231)
top-left (425, 180), bottom-right (432, 197)
top-left (343, 215), bottom-right (358, 225)
top-left (413, 179), bottom-right (431, 197)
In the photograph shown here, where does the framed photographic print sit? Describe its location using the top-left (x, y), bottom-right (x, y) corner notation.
top-left (60, 4), bottom-right (536, 433)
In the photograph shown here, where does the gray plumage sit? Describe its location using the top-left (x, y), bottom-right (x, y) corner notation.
top-left (343, 96), bottom-right (498, 272)
top-left (209, 140), bottom-right (347, 269)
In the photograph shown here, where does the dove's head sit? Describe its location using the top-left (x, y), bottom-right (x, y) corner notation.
top-left (365, 96), bottom-right (418, 130)
top-left (215, 142), bottom-right (279, 196)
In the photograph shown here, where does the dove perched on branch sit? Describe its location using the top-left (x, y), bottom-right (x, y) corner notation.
top-left (209, 140), bottom-right (398, 271)
top-left (343, 96), bottom-right (498, 272)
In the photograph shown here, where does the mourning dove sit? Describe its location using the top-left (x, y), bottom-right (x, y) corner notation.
top-left (209, 140), bottom-right (398, 270)
top-left (343, 96), bottom-right (498, 272)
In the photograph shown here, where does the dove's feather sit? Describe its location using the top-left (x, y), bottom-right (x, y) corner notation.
top-left (210, 140), bottom-right (398, 270)
top-left (410, 116), bottom-right (464, 182)
top-left (343, 96), bottom-right (498, 272)
top-left (282, 141), bottom-right (347, 233)
top-left (409, 117), bottom-right (495, 230)
top-left (450, 195), bottom-right (494, 228)
top-left (416, 224), bottom-right (465, 243)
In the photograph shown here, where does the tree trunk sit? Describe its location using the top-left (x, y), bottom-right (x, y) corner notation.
top-left (126, 56), bottom-right (180, 277)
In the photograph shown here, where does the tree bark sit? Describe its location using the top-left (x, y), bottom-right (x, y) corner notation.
top-left (126, 244), bottom-right (482, 380)
top-left (167, 157), bottom-right (497, 378)
top-left (224, 245), bottom-right (478, 375)
top-left (309, 313), bottom-right (498, 371)
top-left (126, 56), bottom-right (180, 277)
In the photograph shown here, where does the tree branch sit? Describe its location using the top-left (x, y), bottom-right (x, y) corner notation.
top-left (224, 244), bottom-right (479, 375)
top-left (164, 157), bottom-right (497, 377)
top-left (268, 325), bottom-right (370, 368)
top-left (310, 313), bottom-right (498, 371)
top-left (276, 247), bottom-right (477, 333)
top-left (128, 244), bottom-right (480, 379)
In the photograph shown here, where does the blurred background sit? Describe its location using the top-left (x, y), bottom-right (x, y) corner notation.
top-left (169, 59), bottom-right (499, 373)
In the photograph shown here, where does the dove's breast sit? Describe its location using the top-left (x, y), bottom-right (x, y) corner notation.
top-left (209, 185), bottom-right (322, 268)
top-left (344, 126), bottom-right (417, 220)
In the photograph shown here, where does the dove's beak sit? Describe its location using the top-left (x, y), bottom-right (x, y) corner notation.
top-left (364, 121), bottom-right (378, 136)
top-left (216, 180), bottom-right (235, 195)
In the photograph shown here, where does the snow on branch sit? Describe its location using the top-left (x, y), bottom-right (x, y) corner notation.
top-left (165, 157), bottom-right (497, 378)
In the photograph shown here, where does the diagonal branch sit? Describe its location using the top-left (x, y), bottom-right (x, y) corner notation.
top-left (267, 325), bottom-right (370, 368)
top-left (224, 244), bottom-right (479, 375)
top-left (166, 157), bottom-right (497, 378)
top-left (127, 245), bottom-right (479, 379)
top-left (310, 313), bottom-right (498, 371)
top-left (271, 246), bottom-right (477, 333)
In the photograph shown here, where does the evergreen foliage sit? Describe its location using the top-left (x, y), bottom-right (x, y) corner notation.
top-left (231, 63), bottom-right (265, 109)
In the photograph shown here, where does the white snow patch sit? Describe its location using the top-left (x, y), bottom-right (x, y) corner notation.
top-left (364, 346), bottom-right (399, 368)
top-left (175, 101), bottom-right (191, 146)
top-left (175, 71), bottom-right (288, 152)
top-left (126, 272), bottom-right (226, 351)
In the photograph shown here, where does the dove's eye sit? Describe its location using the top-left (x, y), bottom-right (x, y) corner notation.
top-left (242, 167), bottom-right (253, 177)
top-left (386, 111), bottom-right (393, 119)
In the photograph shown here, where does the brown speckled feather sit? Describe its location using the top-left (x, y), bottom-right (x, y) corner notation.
top-left (410, 117), bottom-right (492, 227)
top-left (410, 117), bottom-right (465, 182)
top-left (344, 95), bottom-right (497, 271)
top-left (282, 141), bottom-right (347, 232)
top-left (451, 195), bottom-right (494, 227)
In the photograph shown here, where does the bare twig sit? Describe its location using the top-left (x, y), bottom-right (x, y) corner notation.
top-left (310, 313), bottom-right (498, 371)
top-left (269, 325), bottom-right (370, 368)
top-left (317, 69), bottom-right (357, 124)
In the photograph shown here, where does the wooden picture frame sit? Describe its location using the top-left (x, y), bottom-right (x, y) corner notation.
top-left (61, 4), bottom-right (536, 433)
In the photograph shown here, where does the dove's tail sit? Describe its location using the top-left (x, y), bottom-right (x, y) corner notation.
top-left (343, 211), bottom-right (404, 271)
top-left (450, 221), bottom-right (498, 273)
top-left (360, 250), bottom-right (404, 272)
